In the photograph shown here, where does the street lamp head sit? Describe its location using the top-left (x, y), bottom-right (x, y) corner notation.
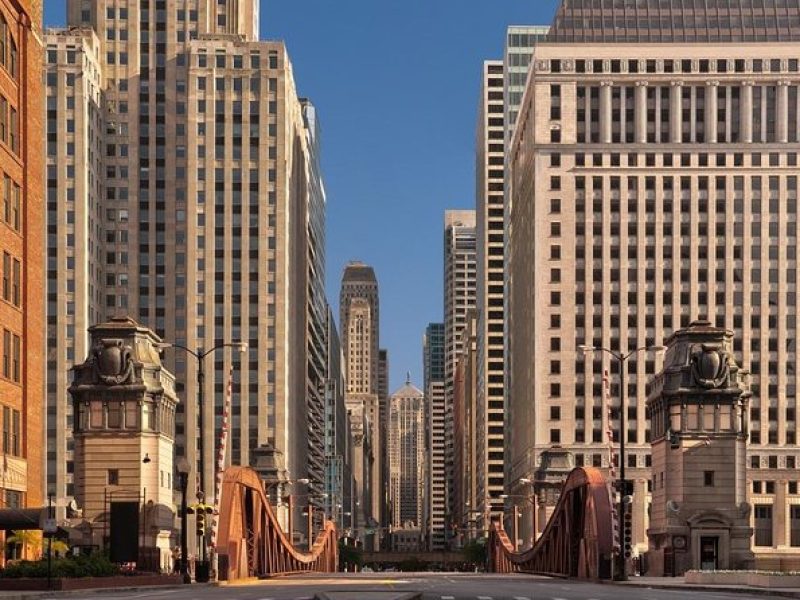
top-left (577, 344), bottom-right (594, 354)
top-left (175, 456), bottom-right (190, 475)
top-left (153, 342), bottom-right (173, 353)
top-left (499, 494), bottom-right (509, 499)
top-left (519, 477), bottom-right (532, 484)
top-left (649, 345), bottom-right (667, 353)
top-left (296, 478), bottom-right (310, 485)
top-left (236, 342), bottom-right (248, 354)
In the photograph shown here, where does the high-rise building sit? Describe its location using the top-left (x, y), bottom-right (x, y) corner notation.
top-left (507, 0), bottom-right (800, 562)
top-left (474, 29), bottom-right (545, 538)
top-left (0, 0), bottom-right (44, 541)
top-left (475, 60), bottom-right (506, 528)
top-left (44, 26), bottom-right (105, 505)
top-left (452, 310), bottom-right (478, 545)
top-left (422, 322), bottom-right (445, 550)
top-left (377, 347), bottom-right (390, 537)
top-left (443, 210), bottom-right (476, 546)
top-left (388, 377), bottom-right (425, 529)
top-left (47, 2), bottom-right (328, 528)
top-left (339, 261), bottom-right (381, 547)
top-left (324, 305), bottom-right (353, 533)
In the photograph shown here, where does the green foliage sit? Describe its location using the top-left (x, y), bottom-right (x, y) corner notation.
top-left (462, 539), bottom-right (487, 565)
top-left (398, 556), bottom-right (426, 572)
top-left (0, 553), bottom-right (120, 579)
top-left (5, 530), bottom-right (42, 557)
top-left (337, 539), bottom-right (363, 569)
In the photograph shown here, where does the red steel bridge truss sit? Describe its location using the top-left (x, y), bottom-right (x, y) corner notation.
top-left (488, 467), bottom-right (615, 580)
top-left (216, 466), bottom-right (338, 580)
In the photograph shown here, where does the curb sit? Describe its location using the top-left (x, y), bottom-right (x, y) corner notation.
top-left (0, 582), bottom-right (218, 599)
top-left (604, 581), bottom-right (800, 599)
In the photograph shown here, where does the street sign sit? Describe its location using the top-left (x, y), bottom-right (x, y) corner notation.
top-left (43, 518), bottom-right (57, 534)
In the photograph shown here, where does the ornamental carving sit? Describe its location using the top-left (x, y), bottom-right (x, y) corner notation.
top-left (689, 344), bottom-right (730, 389)
top-left (91, 339), bottom-right (135, 386)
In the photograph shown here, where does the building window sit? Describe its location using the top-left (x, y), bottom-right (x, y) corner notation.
top-left (11, 334), bottom-right (19, 382)
top-left (704, 471), bottom-right (714, 487)
top-left (1, 329), bottom-right (9, 378)
top-left (550, 429), bottom-right (561, 443)
top-left (550, 406), bottom-right (561, 420)
top-left (791, 506), bottom-right (800, 547)
top-left (108, 469), bottom-right (119, 485)
top-left (1, 252), bottom-right (8, 301)
top-left (754, 505), bottom-right (773, 547)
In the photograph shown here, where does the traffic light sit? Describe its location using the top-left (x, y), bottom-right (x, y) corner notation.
top-left (196, 510), bottom-right (206, 537)
top-left (623, 505), bottom-right (633, 559)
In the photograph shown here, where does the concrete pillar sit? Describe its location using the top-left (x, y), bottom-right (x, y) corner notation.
top-left (778, 80), bottom-right (790, 143)
top-left (775, 480), bottom-right (788, 548)
top-left (742, 81), bottom-right (754, 143)
top-left (670, 80), bottom-right (683, 143)
top-left (706, 81), bottom-right (719, 143)
top-left (600, 81), bottom-right (613, 144)
top-left (635, 81), bottom-right (648, 143)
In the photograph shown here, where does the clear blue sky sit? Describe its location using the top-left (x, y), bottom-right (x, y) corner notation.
top-left (44, 0), bottom-right (561, 392)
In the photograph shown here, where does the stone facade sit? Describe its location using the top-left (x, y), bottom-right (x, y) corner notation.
top-left (647, 320), bottom-right (754, 575)
top-left (0, 0), bottom-right (43, 544)
top-left (69, 318), bottom-right (179, 572)
top-left (506, 1), bottom-right (800, 564)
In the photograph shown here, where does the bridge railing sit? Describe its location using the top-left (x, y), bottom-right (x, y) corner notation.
top-left (216, 467), bottom-right (338, 580)
top-left (488, 467), bottom-right (614, 580)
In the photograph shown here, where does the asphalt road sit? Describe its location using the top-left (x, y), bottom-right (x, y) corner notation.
top-left (80, 573), bottom-right (779, 600)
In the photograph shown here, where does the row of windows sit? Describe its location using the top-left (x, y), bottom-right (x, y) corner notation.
top-left (550, 58), bottom-right (800, 75)
top-left (0, 14), bottom-right (18, 81)
top-left (1, 406), bottom-right (20, 457)
top-left (1, 252), bottom-right (20, 307)
top-left (0, 95), bottom-right (19, 154)
top-left (1, 329), bottom-right (20, 383)
top-left (573, 84), bottom-right (799, 144)
top-left (1, 174), bottom-right (20, 232)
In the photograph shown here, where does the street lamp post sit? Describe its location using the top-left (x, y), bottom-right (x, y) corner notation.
top-left (578, 343), bottom-right (665, 581)
top-left (500, 491), bottom-right (537, 550)
top-left (157, 341), bottom-right (247, 577)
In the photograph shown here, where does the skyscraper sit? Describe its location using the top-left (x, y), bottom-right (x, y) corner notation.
top-left (423, 322), bottom-right (445, 550)
top-left (378, 348), bottom-right (390, 537)
top-left (507, 0), bottom-right (800, 561)
top-left (47, 2), bottom-right (328, 524)
top-left (388, 377), bottom-right (425, 529)
top-left (474, 29), bottom-right (545, 539)
top-left (0, 0), bottom-right (43, 535)
top-left (443, 210), bottom-right (476, 546)
top-left (339, 261), bottom-right (381, 547)
top-left (475, 60), bottom-right (507, 529)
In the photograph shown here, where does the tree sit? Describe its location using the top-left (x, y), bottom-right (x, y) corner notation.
top-left (6, 530), bottom-right (42, 560)
top-left (462, 539), bottom-right (487, 567)
top-left (338, 539), bottom-right (362, 571)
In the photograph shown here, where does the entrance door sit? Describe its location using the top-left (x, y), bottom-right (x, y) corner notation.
top-left (700, 536), bottom-right (719, 571)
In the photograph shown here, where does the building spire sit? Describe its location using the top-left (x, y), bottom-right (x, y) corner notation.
top-left (406, 371), bottom-right (411, 386)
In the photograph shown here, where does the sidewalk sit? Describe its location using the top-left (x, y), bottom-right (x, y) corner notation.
top-left (610, 576), bottom-right (800, 598)
top-left (0, 583), bottom-right (213, 599)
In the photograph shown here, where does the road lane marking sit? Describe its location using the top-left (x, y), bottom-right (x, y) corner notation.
top-left (441, 596), bottom-right (455, 600)
top-left (513, 597), bottom-right (531, 600)
top-left (478, 596), bottom-right (493, 600)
